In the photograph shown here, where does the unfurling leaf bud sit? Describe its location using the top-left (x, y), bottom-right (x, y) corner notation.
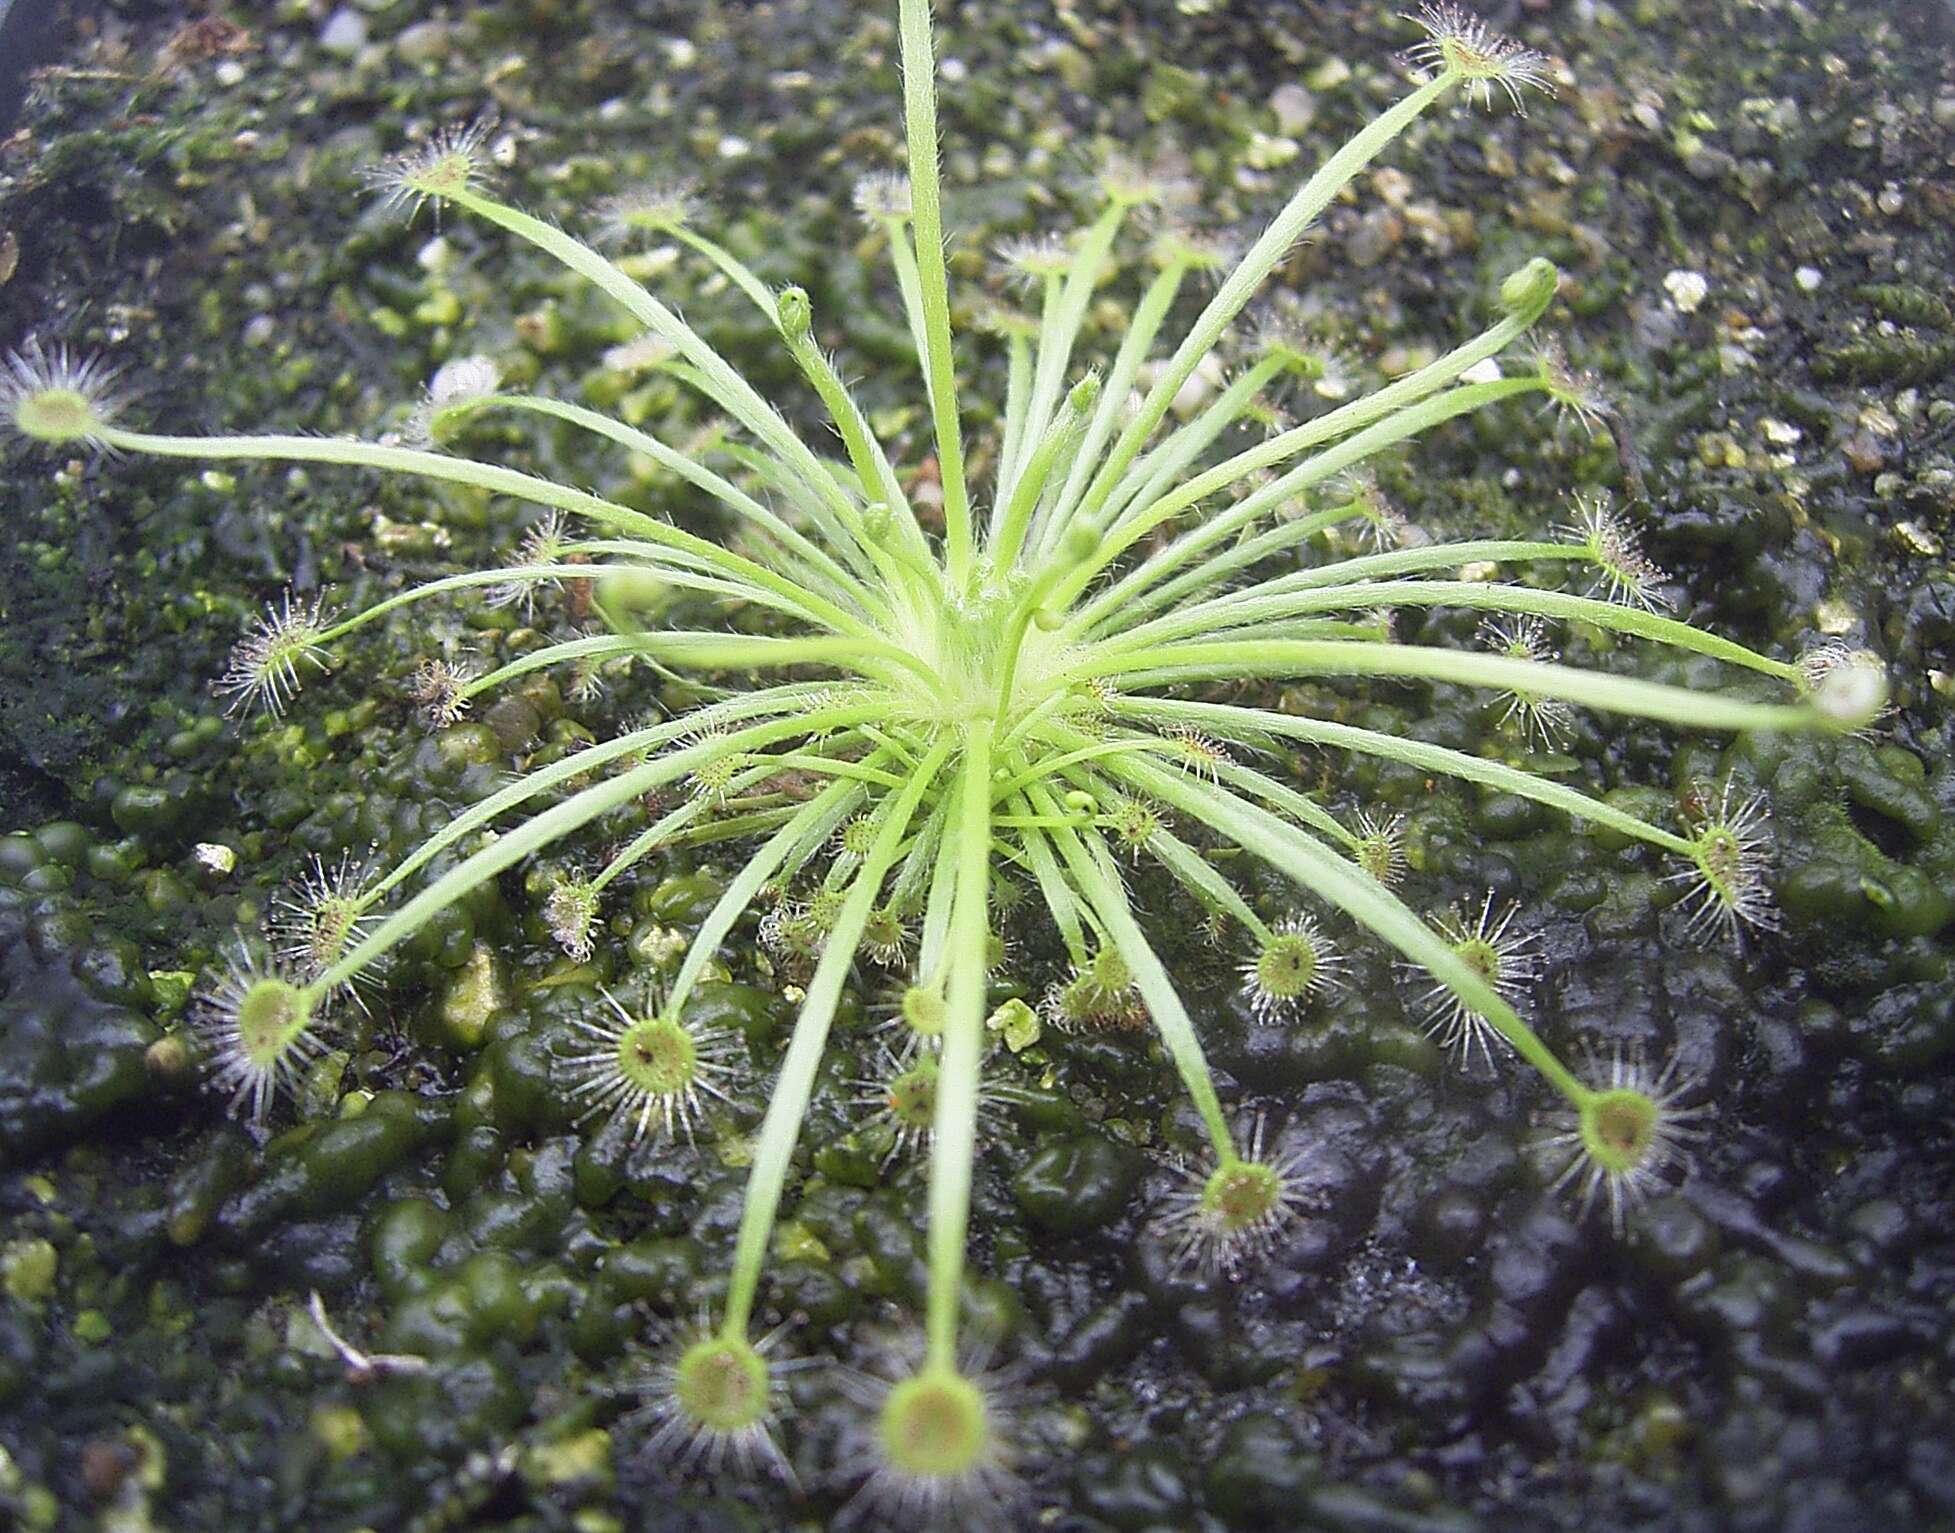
top-left (595, 568), bottom-right (671, 638)
top-left (1493, 258), bottom-right (1556, 322)
top-left (1499, 257), bottom-right (1560, 323)
top-left (777, 286), bottom-right (813, 343)
top-left (1060, 519), bottom-right (1101, 564)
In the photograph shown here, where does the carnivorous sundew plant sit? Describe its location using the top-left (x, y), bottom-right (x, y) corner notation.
top-left (2, 0), bottom-right (1891, 1517)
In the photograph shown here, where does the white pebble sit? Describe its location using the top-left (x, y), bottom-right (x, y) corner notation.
top-left (318, 8), bottom-right (368, 57)
top-left (1663, 269), bottom-right (1709, 314)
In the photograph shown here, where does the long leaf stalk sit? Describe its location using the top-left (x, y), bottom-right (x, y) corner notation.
top-left (721, 737), bottom-right (953, 1339)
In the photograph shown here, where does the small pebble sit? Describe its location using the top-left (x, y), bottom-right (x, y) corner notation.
top-left (190, 843), bottom-right (237, 878)
top-left (318, 8), bottom-right (368, 57)
top-left (396, 21), bottom-right (452, 64)
top-left (1664, 269), bottom-right (1709, 313)
top-left (1840, 433), bottom-right (1884, 474)
top-left (1270, 82), bottom-right (1314, 134)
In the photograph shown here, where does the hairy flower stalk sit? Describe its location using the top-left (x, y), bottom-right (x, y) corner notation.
top-left (6, 0), bottom-right (1890, 1505)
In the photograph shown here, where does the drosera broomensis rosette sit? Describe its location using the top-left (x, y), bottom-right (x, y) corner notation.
top-left (4, 0), bottom-right (1893, 1513)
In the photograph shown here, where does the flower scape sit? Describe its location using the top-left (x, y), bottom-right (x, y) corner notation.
top-left (0, 0), bottom-right (1895, 1522)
